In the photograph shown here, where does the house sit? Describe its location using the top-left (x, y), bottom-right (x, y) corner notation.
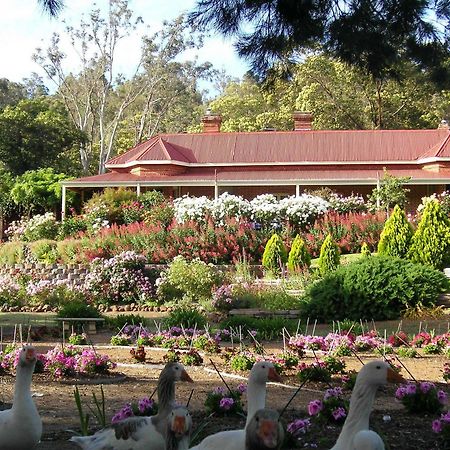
top-left (61, 112), bottom-right (450, 216)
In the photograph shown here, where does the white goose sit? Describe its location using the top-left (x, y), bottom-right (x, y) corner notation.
top-left (0, 345), bottom-right (42, 450)
top-left (165, 406), bottom-right (193, 450)
top-left (245, 408), bottom-right (284, 450)
top-left (331, 360), bottom-right (405, 450)
top-left (189, 361), bottom-right (282, 450)
top-left (70, 362), bottom-right (193, 450)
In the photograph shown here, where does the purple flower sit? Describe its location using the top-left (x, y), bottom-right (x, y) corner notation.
top-left (405, 383), bottom-right (417, 395)
top-left (438, 390), bottom-right (448, 405)
top-left (332, 407), bottom-right (347, 421)
top-left (219, 397), bottom-right (234, 411)
top-left (213, 386), bottom-right (225, 395)
top-left (138, 397), bottom-right (153, 413)
top-left (287, 418), bottom-right (311, 437)
top-left (324, 387), bottom-right (343, 401)
top-left (432, 419), bottom-right (443, 434)
top-left (395, 387), bottom-right (407, 400)
top-left (419, 382), bottom-right (434, 394)
top-left (308, 400), bottom-right (323, 416)
top-left (237, 383), bottom-right (247, 394)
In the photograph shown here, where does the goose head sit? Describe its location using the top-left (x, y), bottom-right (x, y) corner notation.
top-left (167, 406), bottom-right (192, 439)
top-left (246, 408), bottom-right (284, 450)
top-left (162, 362), bottom-right (193, 383)
top-left (356, 360), bottom-right (406, 387)
top-left (249, 361), bottom-right (282, 384)
top-left (17, 345), bottom-right (37, 369)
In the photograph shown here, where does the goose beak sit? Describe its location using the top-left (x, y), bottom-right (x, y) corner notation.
top-left (25, 348), bottom-right (36, 362)
top-left (258, 419), bottom-right (279, 448)
top-left (172, 416), bottom-right (186, 435)
top-left (181, 369), bottom-right (193, 382)
top-left (387, 368), bottom-right (406, 383)
top-left (268, 367), bottom-right (282, 383)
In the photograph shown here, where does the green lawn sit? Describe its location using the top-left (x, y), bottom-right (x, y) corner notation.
top-left (0, 312), bottom-right (58, 327)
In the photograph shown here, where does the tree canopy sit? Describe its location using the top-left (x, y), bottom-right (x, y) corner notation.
top-left (188, 0), bottom-right (450, 85)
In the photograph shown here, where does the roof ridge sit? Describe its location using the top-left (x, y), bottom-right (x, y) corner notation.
top-left (435, 132), bottom-right (450, 158)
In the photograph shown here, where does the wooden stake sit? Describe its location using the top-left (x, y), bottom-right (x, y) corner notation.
top-left (312, 319), bottom-right (317, 336)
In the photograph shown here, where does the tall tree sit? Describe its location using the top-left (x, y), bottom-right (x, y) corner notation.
top-left (34, 1), bottom-right (212, 173)
top-left (37, 0), bottom-right (64, 17)
top-left (0, 97), bottom-right (83, 175)
top-left (188, 0), bottom-right (450, 85)
top-left (0, 79), bottom-right (26, 111)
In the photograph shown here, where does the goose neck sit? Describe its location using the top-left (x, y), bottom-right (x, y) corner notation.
top-left (13, 362), bottom-right (34, 408)
top-left (245, 379), bottom-right (267, 428)
top-left (165, 434), bottom-right (190, 450)
top-left (158, 374), bottom-right (175, 414)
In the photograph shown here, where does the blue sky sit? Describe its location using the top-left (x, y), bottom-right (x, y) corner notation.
top-left (0, 0), bottom-right (249, 88)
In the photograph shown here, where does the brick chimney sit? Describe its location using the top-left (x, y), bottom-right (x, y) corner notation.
top-left (201, 110), bottom-right (222, 133)
top-left (293, 111), bottom-right (313, 131)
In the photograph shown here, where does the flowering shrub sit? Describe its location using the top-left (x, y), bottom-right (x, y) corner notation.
top-left (327, 193), bottom-right (366, 214)
top-left (285, 417), bottom-right (311, 447)
top-left (173, 195), bottom-right (213, 224)
top-left (111, 397), bottom-right (157, 424)
top-left (297, 361), bottom-right (332, 382)
top-left (279, 194), bottom-right (329, 229)
top-left (211, 193), bottom-right (252, 225)
top-left (432, 411), bottom-right (450, 444)
top-left (387, 331), bottom-right (409, 347)
top-left (308, 387), bottom-right (348, 424)
top-left (6, 212), bottom-right (59, 242)
top-left (43, 346), bottom-right (116, 378)
top-left (204, 384), bottom-right (246, 416)
top-left (411, 332), bottom-right (432, 348)
top-left (211, 284), bottom-right (238, 312)
top-left (395, 382), bottom-right (447, 414)
top-left (444, 363), bottom-right (450, 382)
top-left (0, 274), bottom-right (22, 306)
top-left (83, 251), bottom-right (153, 305)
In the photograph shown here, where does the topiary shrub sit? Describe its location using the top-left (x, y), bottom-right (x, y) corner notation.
top-left (408, 199), bottom-right (450, 269)
top-left (302, 255), bottom-right (449, 321)
top-left (360, 242), bottom-right (371, 257)
top-left (317, 234), bottom-right (340, 276)
top-left (288, 234), bottom-right (311, 272)
top-left (262, 233), bottom-right (287, 276)
top-left (377, 205), bottom-right (413, 258)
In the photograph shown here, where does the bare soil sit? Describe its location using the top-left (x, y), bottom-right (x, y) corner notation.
top-left (0, 333), bottom-right (447, 450)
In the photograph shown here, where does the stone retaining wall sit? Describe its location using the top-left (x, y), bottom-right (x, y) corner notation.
top-left (0, 263), bottom-right (88, 285)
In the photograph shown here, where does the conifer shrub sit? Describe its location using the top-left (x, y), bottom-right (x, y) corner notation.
top-left (302, 256), bottom-right (449, 321)
top-left (408, 199), bottom-right (450, 269)
top-left (317, 234), bottom-right (340, 276)
top-left (288, 234), bottom-right (311, 272)
top-left (262, 233), bottom-right (287, 276)
top-left (377, 205), bottom-right (413, 258)
top-left (360, 242), bottom-right (371, 257)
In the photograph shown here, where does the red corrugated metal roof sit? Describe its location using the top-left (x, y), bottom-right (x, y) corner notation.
top-left (107, 129), bottom-right (450, 166)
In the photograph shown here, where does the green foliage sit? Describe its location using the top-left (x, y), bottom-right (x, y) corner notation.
top-left (397, 348), bottom-right (418, 358)
top-left (378, 205), bottom-right (413, 258)
top-left (157, 256), bottom-right (222, 304)
top-left (139, 190), bottom-right (166, 209)
top-left (28, 239), bottom-right (58, 264)
top-left (11, 168), bottom-right (71, 215)
top-left (106, 314), bottom-right (148, 331)
top-left (368, 170), bottom-right (410, 213)
top-left (262, 233), bottom-right (287, 276)
top-left (230, 353), bottom-right (256, 372)
top-left (57, 301), bottom-right (102, 319)
top-left (0, 241), bottom-right (26, 264)
top-left (163, 306), bottom-right (207, 329)
top-left (256, 288), bottom-right (302, 311)
top-left (302, 256), bottom-right (449, 321)
top-left (288, 234), bottom-right (311, 272)
top-left (317, 234), bottom-right (340, 276)
top-left (0, 97), bottom-right (84, 176)
top-left (408, 199), bottom-right (450, 270)
top-left (360, 242), bottom-right (371, 257)
top-left (58, 215), bottom-right (88, 239)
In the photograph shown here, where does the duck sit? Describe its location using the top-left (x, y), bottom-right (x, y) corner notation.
top-left (0, 345), bottom-right (42, 450)
top-left (165, 406), bottom-right (193, 450)
top-left (245, 408), bottom-right (284, 450)
top-left (189, 360), bottom-right (282, 450)
top-left (70, 362), bottom-right (193, 450)
top-left (330, 360), bottom-right (405, 450)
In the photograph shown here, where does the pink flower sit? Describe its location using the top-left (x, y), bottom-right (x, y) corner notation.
top-left (332, 407), bottom-right (347, 421)
top-left (438, 390), bottom-right (448, 405)
top-left (308, 400), bottom-right (323, 416)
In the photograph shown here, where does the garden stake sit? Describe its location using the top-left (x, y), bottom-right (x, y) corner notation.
top-left (153, 320), bottom-right (161, 334)
top-left (115, 323), bottom-right (128, 338)
top-left (278, 378), bottom-right (309, 420)
top-left (371, 319), bottom-right (378, 334)
top-left (383, 329), bottom-right (387, 358)
top-left (19, 323), bottom-right (23, 344)
top-left (248, 330), bottom-right (266, 355)
top-left (13, 324), bottom-right (17, 346)
top-left (418, 321), bottom-right (422, 334)
top-left (282, 328), bottom-right (286, 354)
top-left (312, 319), bottom-right (317, 336)
top-left (359, 319), bottom-right (365, 335)
top-left (149, 385), bottom-right (158, 400)
top-left (62, 321), bottom-right (65, 350)
top-left (393, 356), bottom-right (416, 382)
top-left (26, 325), bottom-right (31, 344)
top-left (295, 319), bottom-right (301, 336)
top-left (186, 389), bottom-right (194, 407)
top-left (209, 358), bottom-right (234, 397)
top-left (396, 320), bottom-right (402, 334)
top-left (0, 326), bottom-right (3, 352)
top-left (283, 327), bottom-right (291, 339)
top-left (311, 348), bottom-right (333, 389)
top-left (305, 317), bottom-right (310, 335)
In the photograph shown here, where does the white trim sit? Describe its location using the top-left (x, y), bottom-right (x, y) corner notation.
top-left (61, 177), bottom-right (450, 189)
top-left (61, 185), bottom-right (67, 220)
top-left (105, 159), bottom-right (427, 169)
top-left (417, 156), bottom-right (450, 164)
